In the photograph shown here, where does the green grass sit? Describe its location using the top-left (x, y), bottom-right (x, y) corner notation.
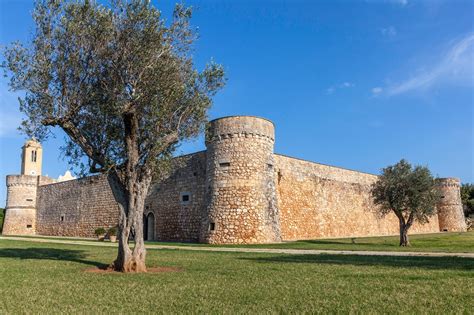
top-left (8, 231), bottom-right (474, 253)
top-left (0, 239), bottom-right (473, 313)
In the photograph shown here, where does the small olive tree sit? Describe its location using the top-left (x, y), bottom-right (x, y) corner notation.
top-left (2, 0), bottom-right (225, 272)
top-left (371, 159), bottom-right (440, 246)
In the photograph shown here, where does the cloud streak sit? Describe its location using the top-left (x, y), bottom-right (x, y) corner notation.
top-left (386, 34), bottom-right (474, 96)
top-left (326, 82), bottom-right (355, 94)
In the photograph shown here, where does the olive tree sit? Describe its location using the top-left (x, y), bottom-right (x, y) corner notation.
top-left (2, 0), bottom-right (225, 272)
top-left (371, 159), bottom-right (440, 246)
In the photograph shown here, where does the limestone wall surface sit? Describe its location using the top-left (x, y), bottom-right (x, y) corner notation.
top-left (202, 116), bottom-right (281, 244)
top-left (2, 175), bottom-right (38, 235)
top-left (36, 175), bottom-right (119, 237)
top-left (145, 152), bottom-right (207, 242)
top-left (436, 178), bottom-right (467, 232)
top-left (275, 155), bottom-right (440, 240)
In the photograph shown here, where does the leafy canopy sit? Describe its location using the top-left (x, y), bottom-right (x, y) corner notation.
top-left (2, 0), bottom-right (225, 178)
top-left (371, 159), bottom-right (440, 225)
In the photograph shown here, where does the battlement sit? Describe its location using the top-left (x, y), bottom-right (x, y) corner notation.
top-left (206, 116), bottom-right (275, 144)
top-left (6, 175), bottom-right (38, 187)
top-left (436, 177), bottom-right (461, 188)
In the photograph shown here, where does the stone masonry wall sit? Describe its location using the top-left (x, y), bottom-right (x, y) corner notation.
top-left (2, 175), bottom-right (38, 235)
top-left (145, 152), bottom-right (207, 242)
top-left (275, 155), bottom-right (440, 240)
top-left (36, 175), bottom-right (119, 237)
top-left (201, 116), bottom-right (281, 244)
top-left (436, 178), bottom-right (467, 232)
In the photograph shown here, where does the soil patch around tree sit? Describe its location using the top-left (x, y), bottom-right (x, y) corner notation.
top-left (84, 266), bottom-right (183, 274)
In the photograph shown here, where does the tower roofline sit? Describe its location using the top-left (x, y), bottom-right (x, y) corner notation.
top-left (209, 115), bottom-right (275, 126)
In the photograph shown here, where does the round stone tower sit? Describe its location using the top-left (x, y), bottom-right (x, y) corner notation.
top-left (436, 178), bottom-right (467, 232)
top-left (201, 116), bottom-right (281, 244)
top-left (3, 139), bottom-right (42, 235)
top-left (3, 175), bottom-right (38, 235)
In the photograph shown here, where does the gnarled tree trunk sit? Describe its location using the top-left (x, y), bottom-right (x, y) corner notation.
top-left (108, 171), bottom-right (152, 272)
top-left (399, 221), bottom-right (410, 246)
top-left (398, 213), bottom-right (414, 247)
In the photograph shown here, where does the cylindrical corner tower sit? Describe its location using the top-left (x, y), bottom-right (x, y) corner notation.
top-left (436, 178), bottom-right (467, 232)
top-left (201, 116), bottom-right (281, 244)
top-left (3, 175), bottom-right (38, 235)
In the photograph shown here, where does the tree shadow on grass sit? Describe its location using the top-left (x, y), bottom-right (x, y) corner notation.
top-left (0, 248), bottom-right (107, 268)
top-left (241, 254), bottom-right (474, 271)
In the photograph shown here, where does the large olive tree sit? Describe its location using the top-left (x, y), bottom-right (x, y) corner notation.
top-left (371, 159), bottom-right (440, 246)
top-left (2, 0), bottom-right (225, 272)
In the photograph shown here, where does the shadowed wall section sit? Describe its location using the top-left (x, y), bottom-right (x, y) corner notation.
top-left (36, 175), bottom-right (119, 237)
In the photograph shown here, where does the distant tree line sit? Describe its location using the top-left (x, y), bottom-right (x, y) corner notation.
top-left (0, 208), bottom-right (4, 234)
top-left (461, 184), bottom-right (474, 217)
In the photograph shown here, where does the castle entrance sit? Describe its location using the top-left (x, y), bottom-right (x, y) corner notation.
top-left (144, 212), bottom-right (155, 241)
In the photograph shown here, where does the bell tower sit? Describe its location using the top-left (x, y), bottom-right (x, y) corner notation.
top-left (21, 139), bottom-right (42, 176)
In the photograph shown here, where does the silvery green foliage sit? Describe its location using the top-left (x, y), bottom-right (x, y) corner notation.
top-left (2, 0), bottom-right (225, 180)
top-left (371, 159), bottom-right (440, 225)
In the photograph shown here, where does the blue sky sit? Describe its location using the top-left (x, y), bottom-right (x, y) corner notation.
top-left (0, 0), bottom-right (473, 206)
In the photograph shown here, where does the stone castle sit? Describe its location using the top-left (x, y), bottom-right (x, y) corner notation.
top-left (3, 116), bottom-right (467, 243)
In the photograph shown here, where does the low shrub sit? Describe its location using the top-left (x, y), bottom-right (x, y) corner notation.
top-left (94, 227), bottom-right (106, 236)
top-left (107, 226), bottom-right (117, 236)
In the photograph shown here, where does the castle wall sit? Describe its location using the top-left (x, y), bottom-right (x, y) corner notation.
top-left (36, 175), bottom-right (119, 237)
top-left (145, 152), bottom-right (207, 242)
top-left (275, 155), bottom-right (440, 240)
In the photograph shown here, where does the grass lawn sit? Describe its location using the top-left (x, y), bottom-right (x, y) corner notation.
top-left (10, 231), bottom-right (474, 253)
top-left (0, 239), bottom-right (473, 313)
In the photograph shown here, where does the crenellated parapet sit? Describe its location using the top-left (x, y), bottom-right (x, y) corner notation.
top-left (436, 178), bottom-right (467, 232)
top-left (201, 116), bottom-right (281, 244)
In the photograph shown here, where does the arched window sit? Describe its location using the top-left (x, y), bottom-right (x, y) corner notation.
top-left (144, 212), bottom-right (155, 241)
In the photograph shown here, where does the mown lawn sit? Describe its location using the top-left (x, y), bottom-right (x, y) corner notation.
top-left (0, 239), bottom-right (473, 313)
top-left (12, 231), bottom-right (474, 253)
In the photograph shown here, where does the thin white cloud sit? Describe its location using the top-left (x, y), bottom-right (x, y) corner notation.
top-left (326, 82), bottom-right (355, 94)
top-left (381, 34), bottom-right (474, 96)
top-left (391, 0), bottom-right (408, 6)
top-left (381, 26), bottom-right (397, 37)
top-left (372, 87), bottom-right (383, 95)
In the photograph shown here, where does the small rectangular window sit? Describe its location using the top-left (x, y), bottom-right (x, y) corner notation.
top-left (60, 215), bottom-right (65, 222)
top-left (26, 225), bottom-right (32, 228)
top-left (26, 198), bottom-right (33, 202)
top-left (219, 162), bottom-right (230, 168)
top-left (180, 192), bottom-right (191, 205)
top-left (209, 222), bottom-right (216, 231)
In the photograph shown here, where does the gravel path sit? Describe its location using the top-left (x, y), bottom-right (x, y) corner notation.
top-left (1, 236), bottom-right (473, 258)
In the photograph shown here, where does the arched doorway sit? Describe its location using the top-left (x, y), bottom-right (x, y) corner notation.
top-left (144, 212), bottom-right (155, 241)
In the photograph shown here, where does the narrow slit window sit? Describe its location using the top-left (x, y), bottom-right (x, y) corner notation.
top-left (26, 198), bottom-right (33, 202)
top-left (60, 215), bottom-right (65, 222)
top-left (31, 150), bottom-right (37, 162)
top-left (209, 222), bottom-right (216, 231)
top-left (219, 162), bottom-right (230, 168)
